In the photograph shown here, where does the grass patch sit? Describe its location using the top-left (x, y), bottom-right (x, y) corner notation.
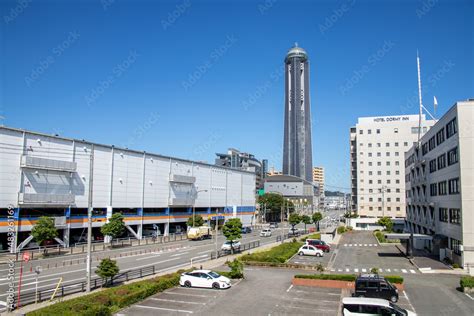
top-left (300, 233), bottom-right (321, 242)
top-left (28, 270), bottom-right (184, 316)
top-left (240, 241), bottom-right (303, 263)
top-left (294, 274), bottom-right (404, 284)
top-left (461, 276), bottom-right (474, 289)
top-left (374, 231), bottom-right (400, 243)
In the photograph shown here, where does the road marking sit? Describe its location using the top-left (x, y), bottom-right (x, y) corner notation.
top-left (197, 250), bottom-right (212, 254)
top-left (346, 268), bottom-right (350, 272)
top-left (165, 292), bottom-right (212, 298)
top-left (465, 293), bottom-right (474, 301)
top-left (394, 269), bottom-right (399, 272)
top-left (404, 290), bottom-right (417, 313)
top-left (338, 269), bottom-right (342, 272)
top-left (386, 269), bottom-right (391, 272)
top-left (330, 269), bottom-right (335, 272)
top-left (135, 305), bottom-right (193, 313)
top-left (287, 285), bottom-right (293, 293)
top-left (361, 268), bottom-right (367, 273)
top-left (359, 244), bottom-right (363, 246)
top-left (171, 252), bottom-right (189, 257)
top-left (344, 244), bottom-right (347, 247)
top-left (151, 298), bottom-right (205, 305)
top-left (410, 269), bottom-right (416, 274)
top-left (349, 244), bottom-right (353, 247)
top-left (364, 244), bottom-right (367, 247)
top-left (401, 269), bottom-right (408, 273)
top-left (0, 300), bottom-right (6, 307)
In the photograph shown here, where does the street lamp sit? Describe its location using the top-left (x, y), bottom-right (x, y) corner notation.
top-left (193, 189), bottom-right (208, 227)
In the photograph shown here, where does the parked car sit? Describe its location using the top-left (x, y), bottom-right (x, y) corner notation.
top-left (342, 297), bottom-right (416, 316)
top-left (298, 245), bottom-right (324, 257)
top-left (288, 228), bottom-right (301, 237)
top-left (180, 270), bottom-right (231, 289)
top-left (354, 274), bottom-right (399, 303)
top-left (221, 240), bottom-right (241, 252)
top-left (260, 228), bottom-right (272, 237)
top-left (306, 239), bottom-right (331, 252)
top-left (269, 222), bottom-right (278, 229)
top-left (241, 226), bottom-right (252, 234)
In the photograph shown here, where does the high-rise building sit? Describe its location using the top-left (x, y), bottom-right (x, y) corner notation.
top-left (405, 99), bottom-right (474, 268)
top-left (283, 43), bottom-right (313, 182)
top-left (350, 114), bottom-right (435, 219)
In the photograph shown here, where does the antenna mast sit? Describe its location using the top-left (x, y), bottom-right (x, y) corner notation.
top-left (417, 51), bottom-right (423, 145)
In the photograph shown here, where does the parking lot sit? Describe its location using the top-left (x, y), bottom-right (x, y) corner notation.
top-left (288, 250), bottom-right (332, 267)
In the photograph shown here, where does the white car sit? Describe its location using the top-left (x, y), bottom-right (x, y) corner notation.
top-left (298, 245), bottom-right (324, 257)
top-left (260, 228), bottom-right (272, 237)
top-left (180, 270), bottom-right (231, 289)
top-left (221, 240), bottom-right (241, 252)
top-left (342, 297), bottom-right (417, 316)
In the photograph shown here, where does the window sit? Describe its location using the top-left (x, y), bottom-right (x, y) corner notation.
top-left (377, 180), bottom-right (382, 184)
top-left (386, 152), bottom-right (390, 157)
top-left (378, 198), bottom-right (382, 202)
top-left (369, 162), bottom-right (373, 166)
top-left (438, 181), bottom-right (447, 195)
top-left (428, 136), bottom-right (436, 151)
top-left (359, 143), bottom-right (363, 146)
top-left (450, 238), bottom-right (461, 255)
top-left (396, 179), bottom-right (400, 184)
top-left (377, 171), bottom-right (382, 175)
top-left (395, 142), bottom-right (399, 147)
top-left (386, 161), bottom-right (390, 166)
top-left (447, 147), bottom-right (458, 166)
top-left (404, 142), bottom-right (408, 146)
top-left (429, 159), bottom-right (437, 173)
top-left (387, 198), bottom-right (391, 202)
top-left (369, 189), bottom-right (373, 193)
top-left (387, 171), bottom-right (391, 175)
top-left (446, 118), bottom-right (457, 138)
top-left (449, 209), bottom-right (461, 225)
top-left (369, 207), bottom-right (373, 211)
top-left (448, 178), bottom-right (460, 194)
top-left (386, 142), bottom-right (390, 147)
top-left (369, 180), bottom-right (373, 184)
top-left (387, 207), bottom-right (391, 211)
top-left (369, 171), bottom-right (373, 175)
top-left (395, 161), bottom-right (400, 166)
top-left (369, 153), bottom-right (373, 157)
top-left (376, 129), bottom-right (380, 134)
top-left (387, 179), bottom-right (391, 184)
top-left (360, 152), bottom-right (363, 155)
top-left (377, 162), bottom-right (381, 166)
top-left (368, 143), bottom-right (372, 148)
top-left (439, 208), bottom-right (448, 222)
top-left (396, 188), bottom-right (400, 193)
top-left (396, 207), bottom-right (400, 211)
top-left (378, 207), bottom-right (382, 211)
top-left (369, 198), bottom-right (373, 202)
top-left (377, 143), bottom-right (381, 147)
top-left (437, 154), bottom-right (446, 169)
top-left (395, 171), bottom-right (400, 175)
top-left (411, 127), bottom-right (419, 134)
top-left (396, 198), bottom-right (400, 202)
top-left (377, 152), bottom-right (381, 157)
top-left (395, 152), bottom-right (399, 157)
top-left (436, 128), bottom-right (445, 145)
top-left (359, 130), bottom-right (363, 134)
top-left (430, 183), bottom-right (437, 196)
top-left (422, 143), bottom-right (429, 155)
top-left (368, 129), bottom-right (372, 134)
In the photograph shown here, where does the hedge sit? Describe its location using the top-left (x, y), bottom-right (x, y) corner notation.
top-left (294, 274), bottom-right (404, 284)
top-left (300, 233), bottom-right (321, 242)
top-left (240, 241), bottom-right (303, 263)
top-left (460, 276), bottom-right (474, 289)
top-left (28, 270), bottom-right (183, 316)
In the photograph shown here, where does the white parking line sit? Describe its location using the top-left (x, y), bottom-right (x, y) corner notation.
top-left (410, 269), bottom-right (416, 274)
top-left (379, 269), bottom-right (383, 273)
top-left (135, 305), bottom-right (193, 313)
top-left (150, 298), bottom-right (205, 305)
top-left (386, 269), bottom-right (391, 272)
top-left (401, 269), bottom-right (408, 273)
top-left (346, 268), bottom-right (350, 272)
top-left (364, 244), bottom-right (367, 247)
top-left (171, 252), bottom-right (189, 257)
top-left (287, 285), bottom-right (293, 293)
top-left (354, 268), bottom-right (359, 273)
top-left (344, 244), bottom-right (347, 247)
top-left (465, 293), bottom-right (474, 301)
top-left (362, 269), bottom-right (367, 273)
top-left (165, 291), bottom-right (212, 298)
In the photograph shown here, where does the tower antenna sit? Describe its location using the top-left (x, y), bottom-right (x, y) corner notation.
top-left (417, 51), bottom-right (423, 145)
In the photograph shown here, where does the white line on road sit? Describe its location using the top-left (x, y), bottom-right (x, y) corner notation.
top-left (465, 293), bottom-right (474, 301)
top-left (410, 269), bottom-right (416, 274)
top-left (164, 292), bottom-right (211, 298)
top-left (354, 268), bottom-right (359, 273)
top-left (346, 269), bottom-right (350, 272)
top-left (171, 252), bottom-right (189, 257)
top-left (362, 269), bottom-right (367, 273)
top-left (197, 250), bottom-right (212, 255)
top-left (386, 269), bottom-right (391, 272)
top-left (286, 285), bottom-right (293, 293)
top-left (401, 269), bottom-right (408, 274)
top-left (135, 305), bottom-right (193, 313)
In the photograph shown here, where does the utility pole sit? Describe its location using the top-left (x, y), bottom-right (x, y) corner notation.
top-left (86, 144), bottom-right (94, 292)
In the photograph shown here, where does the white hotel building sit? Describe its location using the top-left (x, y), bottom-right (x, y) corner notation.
top-left (350, 114), bottom-right (435, 224)
top-left (0, 126), bottom-right (256, 251)
top-left (405, 100), bottom-right (474, 268)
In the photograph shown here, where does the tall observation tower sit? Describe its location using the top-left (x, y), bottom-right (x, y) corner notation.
top-left (282, 43), bottom-right (313, 182)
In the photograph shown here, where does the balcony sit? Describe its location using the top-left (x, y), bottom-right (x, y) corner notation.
top-left (21, 155), bottom-right (77, 172)
top-left (18, 193), bottom-right (75, 205)
top-left (169, 174), bottom-right (196, 184)
top-left (168, 197), bottom-right (193, 206)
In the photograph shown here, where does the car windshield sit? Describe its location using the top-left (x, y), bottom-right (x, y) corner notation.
top-left (389, 302), bottom-right (407, 315)
top-left (208, 271), bottom-right (220, 278)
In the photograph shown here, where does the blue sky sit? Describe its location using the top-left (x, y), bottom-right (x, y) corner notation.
top-left (1, 0), bottom-right (473, 191)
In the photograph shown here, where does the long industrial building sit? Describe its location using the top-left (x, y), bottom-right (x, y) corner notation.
top-left (0, 126), bottom-right (256, 251)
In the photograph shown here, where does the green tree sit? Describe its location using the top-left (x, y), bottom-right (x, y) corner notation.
top-left (301, 215), bottom-right (311, 232)
top-left (227, 259), bottom-right (244, 279)
top-left (288, 213), bottom-right (301, 230)
top-left (312, 212), bottom-right (323, 231)
top-left (377, 217), bottom-right (393, 232)
top-left (223, 218), bottom-right (242, 254)
top-left (187, 214), bottom-right (204, 228)
top-left (95, 258), bottom-right (120, 286)
top-left (258, 193), bottom-right (294, 221)
top-left (101, 213), bottom-right (126, 244)
top-left (31, 216), bottom-right (58, 252)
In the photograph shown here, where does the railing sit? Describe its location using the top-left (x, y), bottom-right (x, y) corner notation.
top-left (210, 240), bottom-right (260, 260)
top-left (21, 155), bottom-right (77, 172)
top-left (18, 193), bottom-right (75, 205)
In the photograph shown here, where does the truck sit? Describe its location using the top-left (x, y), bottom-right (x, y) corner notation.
top-left (187, 226), bottom-right (212, 240)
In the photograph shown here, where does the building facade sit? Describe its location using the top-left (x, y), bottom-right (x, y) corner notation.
top-left (350, 114), bottom-right (435, 218)
top-left (215, 148), bottom-right (264, 191)
top-left (312, 166), bottom-right (324, 191)
top-left (283, 44), bottom-right (313, 182)
top-left (0, 126), bottom-right (256, 251)
top-left (405, 100), bottom-right (474, 268)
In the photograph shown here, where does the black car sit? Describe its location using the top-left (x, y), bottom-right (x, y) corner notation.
top-left (354, 274), bottom-right (399, 303)
top-left (241, 227), bottom-right (252, 234)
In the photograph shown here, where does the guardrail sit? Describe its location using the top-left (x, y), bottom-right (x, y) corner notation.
top-left (210, 240), bottom-right (260, 260)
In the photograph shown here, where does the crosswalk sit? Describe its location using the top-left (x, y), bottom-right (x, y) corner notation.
top-left (330, 267), bottom-right (418, 274)
top-left (343, 243), bottom-right (378, 247)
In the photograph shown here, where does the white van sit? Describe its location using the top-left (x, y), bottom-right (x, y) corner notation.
top-left (342, 297), bottom-right (417, 316)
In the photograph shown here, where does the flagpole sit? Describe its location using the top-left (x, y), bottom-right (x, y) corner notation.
top-left (416, 51), bottom-right (423, 145)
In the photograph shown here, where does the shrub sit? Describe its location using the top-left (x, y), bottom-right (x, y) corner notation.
top-left (294, 274), bottom-right (404, 284)
top-left (460, 276), bottom-right (474, 289)
top-left (337, 226), bottom-right (347, 234)
top-left (240, 241), bottom-right (303, 263)
top-left (385, 276), bottom-right (404, 284)
top-left (452, 263), bottom-right (461, 269)
top-left (371, 267), bottom-right (379, 274)
top-left (300, 233), bottom-right (321, 242)
top-left (227, 259), bottom-right (244, 279)
top-left (316, 263), bottom-right (325, 272)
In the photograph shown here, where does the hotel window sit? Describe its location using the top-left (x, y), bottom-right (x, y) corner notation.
top-left (377, 143), bottom-right (381, 147)
top-left (369, 171), bottom-right (373, 175)
top-left (437, 154), bottom-right (446, 169)
top-left (411, 127), bottom-right (419, 134)
top-left (377, 171), bottom-right (382, 175)
top-left (360, 143), bottom-right (363, 146)
top-left (449, 209), bottom-right (461, 225)
top-left (369, 189), bottom-right (373, 193)
top-left (368, 143), bottom-right (372, 148)
top-left (387, 207), bottom-right (391, 211)
top-left (395, 171), bottom-right (400, 175)
top-left (450, 238), bottom-right (461, 255)
top-left (395, 152), bottom-right (399, 157)
top-left (369, 198), bottom-right (373, 202)
top-left (395, 161), bottom-right (400, 166)
top-left (422, 143), bottom-right (428, 155)
top-left (430, 183), bottom-right (438, 196)
top-left (377, 152), bottom-right (381, 157)
top-left (368, 129), bottom-right (372, 134)
top-left (396, 188), bottom-right (400, 193)
top-left (395, 142), bottom-right (399, 147)
top-left (386, 152), bottom-right (390, 157)
top-left (404, 142), bottom-right (408, 146)
top-left (386, 142), bottom-right (390, 147)
top-left (369, 180), bottom-right (373, 184)
top-left (436, 128), bottom-right (445, 145)
top-left (429, 159), bottom-right (437, 173)
top-left (428, 136), bottom-right (436, 151)
top-left (377, 129), bottom-right (381, 134)
top-left (448, 178), bottom-right (460, 194)
top-left (387, 198), bottom-right (391, 202)
top-left (378, 207), bottom-right (382, 211)
top-left (396, 179), bottom-right (400, 184)
top-left (369, 153), bottom-right (373, 157)
top-left (396, 198), bottom-right (400, 202)
top-left (386, 161), bottom-right (390, 166)
top-left (396, 207), bottom-right (401, 211)
top-left (377, 162), bottom-right (381, 166)
top-left (369, 162), bottom-right (373, 166)
top-left (446, 118), bottom-right (457, 138)
top-left (439, 208), bottom-right (448, 222)
top-left (359, 130), bottom-right (363, 134)
top-left (369, 207), bottom-right (373, 211)
top-left (387, 171), bottom-right (391, 175)
top-left (378, 180), bottom-right (382, 184)
top-left (438, 181), bottom-right (447, 195)
top-left (360, 161), bottom-right (364, 164)
top-left (447, 147), bottom-right (458, 166)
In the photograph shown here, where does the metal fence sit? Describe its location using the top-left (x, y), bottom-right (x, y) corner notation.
top-left (210, 240), bottom-right (260, 259)
top-left (276, 229), bottom-right (309, 243)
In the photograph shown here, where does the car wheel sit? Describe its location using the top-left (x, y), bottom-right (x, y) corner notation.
top-left (299, 251), bottom-right (304, 256)
top-left (184, 281), bottom-right (191, 288)
top-left (212, 282), bottom-right (220, 290)
top-left (317, 253), bottom-right (322, 257)
top-left (390, 296), bottom-right (398, 303)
